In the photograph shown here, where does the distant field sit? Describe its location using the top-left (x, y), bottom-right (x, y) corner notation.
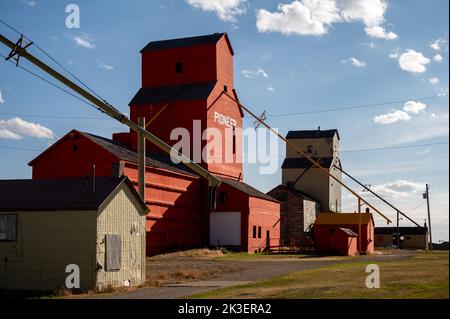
top-left (190, 251), bottom-right (449, 299)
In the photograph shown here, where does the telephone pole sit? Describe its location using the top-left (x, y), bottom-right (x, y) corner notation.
top-left (424, 184), bottom-right (433, 250)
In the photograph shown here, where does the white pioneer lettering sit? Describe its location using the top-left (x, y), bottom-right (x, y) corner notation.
top-left (214, 111), bottom-right (237, 128)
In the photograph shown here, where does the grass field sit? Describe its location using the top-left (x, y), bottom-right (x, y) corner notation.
top-left (190, 251), bottom-right (449, 299)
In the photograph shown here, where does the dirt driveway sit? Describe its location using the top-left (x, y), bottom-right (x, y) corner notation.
top-left (85, 249), bottom-right (414, 299)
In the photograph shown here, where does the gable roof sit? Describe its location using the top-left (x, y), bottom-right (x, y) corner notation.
top-left (375, 227), bottom-right (427, 235)
top-left (286, 129), bottom-right (340, 140)
top-left (221, 178), bottom-right (279, 203)
top-left (282, 157), bottom-right (335, 169)
top-left (80, 132), bottom-right (197, 177)
top-left (29, 130), bottom-right (197, 177)
top-left (141, 33), bottom-right (234, 55)
top-left (267, 184), bottom-right (319, 202)
top-left (0, 176), bottom-right (148, 213)
top-left (129, 81), bottom-right (217, 106)
top-left (315, 213), bottom-right (374, 226)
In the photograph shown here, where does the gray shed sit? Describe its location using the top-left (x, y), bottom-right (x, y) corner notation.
top-left (0, 176), bottom-right (148, 291)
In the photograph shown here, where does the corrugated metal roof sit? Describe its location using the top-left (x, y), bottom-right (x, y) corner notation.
top-left (315, 213), bottom-right (374, 225)
top-left (129, 81), bottom-right (217, 105)
top-left (0, 176), bottom-right (148, 212)
top-left (141, 33), bottom-right (226, 52)
top-left (221, 178), bottom-right (279, 203)
top-left (286, 129), bottom-right (339, 140)
top-left (375, 227), bottom-right (427, 235)
top-left (80, 132), bottom-right (197, 177)
top-left (338, 228), bottom-right (358, 237)
top-left (281, 157), bottom-right (335, 169)
top-left (267, 184), bottom-right (319, 202)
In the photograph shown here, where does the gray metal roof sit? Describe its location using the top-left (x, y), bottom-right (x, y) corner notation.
top-left (286, 129), bottom-right (339, 140)
top-left (129, 81), bottom-right (217, 105)
top-left (221, 178), bottom-right (279, 203)
top-left (375, 227), bottom-right (428, 235)
top-left (0, 176), bottom-right (148, 212)
top-left (141, 33), bottom-right (226, 52)
top-left (281, 157), bottom-right (335, 169)
top-left (81, 132), bottom-right (197, 177)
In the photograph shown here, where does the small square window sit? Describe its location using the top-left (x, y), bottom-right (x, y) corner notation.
top-left (175, 62), bottom-right (183, 73)
top-left (72, 144), bottom-right (78, 152)
top-left (224, 85), bottom-right (228, 92)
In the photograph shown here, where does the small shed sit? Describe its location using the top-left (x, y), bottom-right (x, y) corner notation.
top-left (314, 213), bottom-right (375, 255)
top-left (375, 226), bottom-right (429, 250)
top-left (0, 176), bottom-right (148, 291)
top-left (329, 228), bottom-right (358, 256)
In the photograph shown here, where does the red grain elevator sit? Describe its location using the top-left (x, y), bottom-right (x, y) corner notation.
top-left (29, 33), bottom-right (280, 255)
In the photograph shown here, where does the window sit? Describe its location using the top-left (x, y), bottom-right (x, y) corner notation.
top-left (232, 126), bottom-right (236, 154)
top-left (72, 144), bottom-right (78, 152)
top-left (105, 234), bottom-right (121, 271)
top-left (258, 226), bottom-right (262, 239)
top-left (175, 62), bottom-right (183, 73)
top-left (307, 145), bottom-right (313, 153)
top-left (406, 236), bottom-right (411, 240)
top-left (252, 226), bottom-right (257, 239)
top-left (224, 85), bottom-right (228, 92)
top-left (219, 192), bottom-right (227, 204)
top-left (0, 215), bottom-right (17, 241)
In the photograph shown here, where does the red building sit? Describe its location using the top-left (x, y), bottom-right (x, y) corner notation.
top-left (29, 33), bottom-right (280, 255)
top-left (313, 213), bottom-right (375, 255)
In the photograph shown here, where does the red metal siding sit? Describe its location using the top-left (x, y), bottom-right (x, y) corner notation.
top-left (247, 197), bottom-right (280, 253)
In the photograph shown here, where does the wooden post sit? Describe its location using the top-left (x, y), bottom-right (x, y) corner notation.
top-left (358, 198), bottom-right (362, 254)
top-left (138, 117), bottom-right (146, 201)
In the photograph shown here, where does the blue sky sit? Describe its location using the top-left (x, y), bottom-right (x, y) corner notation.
top-left (0, 0), bottom-right (448, 241)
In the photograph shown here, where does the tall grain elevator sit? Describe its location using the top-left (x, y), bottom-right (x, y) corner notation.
top-left (281, 128), bottom-right (342, 213)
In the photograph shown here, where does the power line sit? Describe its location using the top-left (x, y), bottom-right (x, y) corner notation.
top-left (0, 145), bottom-right (41, 152)
top-left (0, 111), bottom-right (112, 120)
top-left (268, 95), bottom-right (448, 117)
top-left (341, 141), bottom-right (449, 153)
top-left (0, 18), bottom-right (105, 101)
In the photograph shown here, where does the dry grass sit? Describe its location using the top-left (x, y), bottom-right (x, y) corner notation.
top-left (152, 248), bottom-right (226, 259)
top-left (191, 251), bottom-right (449, 299)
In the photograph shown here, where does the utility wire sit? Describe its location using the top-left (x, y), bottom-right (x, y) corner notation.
top-left (341, 141), bottom-right (448, 153)
top-left (268, 95), bottom-right (448, 117)
top-left (0, 18), bottom-right (105, 101)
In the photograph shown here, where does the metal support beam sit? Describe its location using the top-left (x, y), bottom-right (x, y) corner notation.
top-left (222, 91), bottom-right (392, 224)
top-left (0, 33), bottom-right (221, 188)
top-left (334, 164), bottom-right (420, 227)
top-left (138, 117), bottom-right (146, 201)
top-left (425, 184), bottom-right (433, 250)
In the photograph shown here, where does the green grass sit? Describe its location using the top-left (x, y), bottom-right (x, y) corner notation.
top-left (190, 251), bottom-right (449, 299)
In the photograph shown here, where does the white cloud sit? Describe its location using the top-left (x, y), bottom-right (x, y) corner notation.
top-left (370, 180), bottom-right (424, 198)
top-left (0, 91), bottom-right (4, 104)
top-left (266, 86), bottom-right (275, 92)
top-left (256, 0), bottom-right (341, 36)
top-left (20, 0), bottom-right (36, 6)
top-left (430, 38), bottom-right (447, 51)
top-left (0, 117), bottom-right (54, 139)
top-left (99, 63), bottom-right (114, 71)
top-left (73, 34), bottom-right (95, 49)
top-left (433, 54), bottom-right (443, 63)
top-left (389, 52), bottom-right (399, 59)
top-left (241, 68), bottom-right (269, 78)
top-left (374, 110), bottom-right (411, 124)
top-left (428, 77), bottom-right (440, 85)
top-left (186, 0), bottom-right (246, 22)
top-left (256, 0), bottom-right (397, 39)
top-left (0, 129), bottom-right (21, 140)
top-left (364, 25), bottom-right (397, 40)
top-left (403, 101), bottom-right (427, 114)
top-left (374, 101), bottom-right (427, 124)
top-left (398, 49), bottom-right (430, 73)
top-left (349, 57), bottom-right (366, 67)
